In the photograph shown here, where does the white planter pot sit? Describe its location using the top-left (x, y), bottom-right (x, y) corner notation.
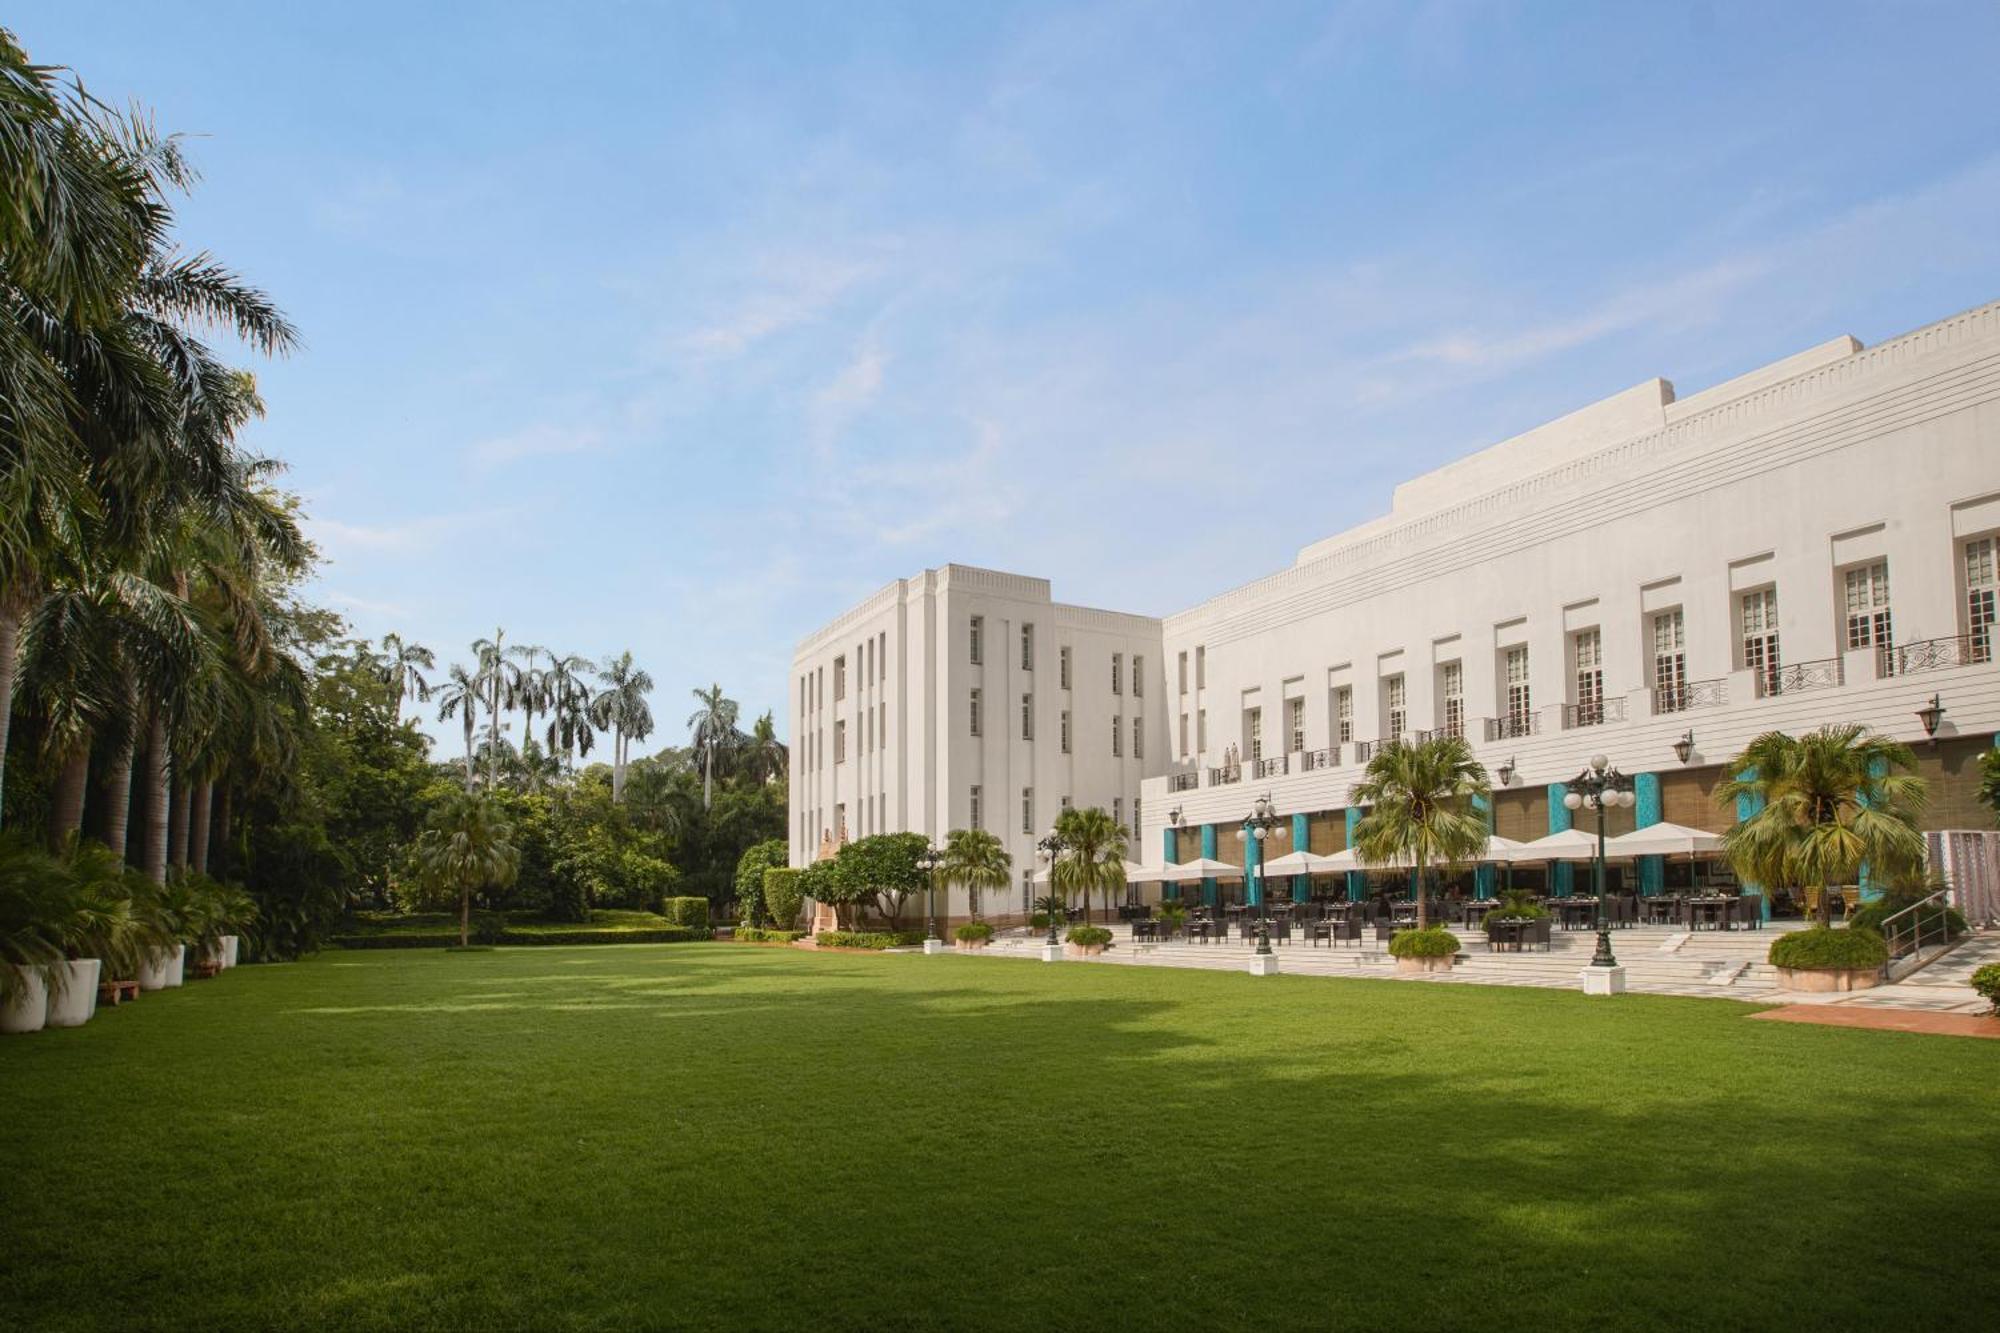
top-left (2, 966), bottom-right (50, 1035)
top-left (1776, 966), bottom-right (1881, 993)
top-left (138, 944), bottom-right (186, 992)
top-left (1395, 955), bottom-right (1456, 975)
top-left (45, 959), bottom-right (102, 1028)
top-left (222, 935), bottom-right (240, 968)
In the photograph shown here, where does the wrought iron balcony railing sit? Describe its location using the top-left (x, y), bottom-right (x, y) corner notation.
top-left (1878, 633), bottom-right (1990, 677)
top-left (1484, 714), bottom-right (1539, 742)
top-left (1652, 678), bottom-right (1727, 714)
top-left (1167, 771), bottom-right (1200, 793)
top-left (1253, 755), bottom-right (1289, 779)
top-left (1207, 764), bottom-right (1243, 787)
top-left (1562, 697), bottom-right (1627, 730)
top-left (1300, 746), bottom-right (1341, 771)
top-left (1755, 656), bottom-right (1844, 698)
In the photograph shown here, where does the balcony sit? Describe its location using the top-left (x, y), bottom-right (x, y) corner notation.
top-left (1879, 633), bottom-right (1990, 677)
top-left (1207, 763), bottom-right (1243, 787)
top-left (1484, 714), bottom-right (1539, 742)
top-left (1167, 771), bottom-right (1200, 793)
top-left (1756, 656), bottom-right (1844, 698)
top-left (1562, 697), bottom-right (1627, 730)
top-left (1253, 755), bottom-right (1289, 780)
top-left (1416, 722), bottom-right (1465, 744)
top-left (1653, 678), bottom-right (1727, 714)
top-left (1300, 746), bottom-right (1341, 771)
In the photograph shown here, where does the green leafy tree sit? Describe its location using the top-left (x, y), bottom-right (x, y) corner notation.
top-left (1978, 747), bottom-right (2000, 828)
top-left (412, 791), bottom-right (521, 947)
top-left (1718, 725), bottom-right (1927, 928)
top-left (1348, 735), bottom-right (1491, 931)
top-left (733, 838), bottom-right (787, 926)
top-left (831, 832), bottom-right (928, 930)
top-left (1051, 806), bottom-right (1126, 923)
top-left (940, 826), bottom-right (1011, 919)
top-left (762, 866), bottom-right (804, 930)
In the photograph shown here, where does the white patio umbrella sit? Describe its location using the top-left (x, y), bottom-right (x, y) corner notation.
top-left (1157, 857), bottom-right (1245, 883)
top-left (1500, 827), bottom-right (1631, 861)
top-left (1604, 822), bottom-right (1725, 858)
top-left (1122, 860), bottom-right (1166, 881)
top-left (1260, 849), bottom-right (1343, 876)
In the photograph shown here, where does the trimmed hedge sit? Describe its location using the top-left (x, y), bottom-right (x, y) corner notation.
top-left (733, 927), bottom-right (805, 944)
top-left (661, 897), bottom-right (710, 929)
top-left (762, 867), bottom-right (804, 931)
top-left (1768, 926), bottom-right (1888, 971)
top-left (816, 930), bottom-right (925, 950)
top-left (333, 926), bottom-right (706, 950)
top-left (954, 921), bottom-right (995, 942)
top-left (1066, 925), bottom-right (1113, 949)
top-left (1970, 963), bottom-right (2000, 1013)
top-left (1388, 926), bottom-right (1462, 958)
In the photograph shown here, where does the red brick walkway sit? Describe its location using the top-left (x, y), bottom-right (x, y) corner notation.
top-left (1750, 1005), bottom-right (2000, 1040)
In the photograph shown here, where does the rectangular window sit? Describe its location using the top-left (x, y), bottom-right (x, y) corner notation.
top-left (1246, 707), bottom-right (1263, 761)
top-left (1572, 628), bottom-right (1603, 726)
top-left (835, 803), bottom-right (847, 839)
top-left (879, 702), bottom-right (887, 751)
top-left (833, 655), bottom-right (847, 701)
top-left (1652, 608), bottom-right (1686, 706)
top-left (1179, 712), bottom-right (1189, 758)
top-left (834, 719), bottom-right (847, 763)
top-left (1112, 653), bottom-right (1123, 695)
top-left (1133, 716), bottom-right (1144, 760)
top-left (1196, 646), bottom-right (1206, 688)
top-left (1335, 687), bottom-right (1353, 744)
top-left (1113, 797), bottom-right (1123, 830)
top-left (1112, 715), bottom-right (1123, 758)
top-left (1968, 537), bottom-right (1997, 661)
top-left (1505, 646), bottom-right (1531, 728)
top-left (1288, 697), bottom-right (1305, 753)
top-left (879, 632), bottom-right (887, 684)
top-left (1134, 656), bottom-right (1144, 697)
top-left (1060, 710), bottom-right (1071, 754)
top-left (1843, 562), bottom-right (1892, 650)
top-left (1384, 677), bottom-right (1406, 738)
top-left (1059, 645), bottom-right (1071, 689)
top-left (1132, 797), bottom-right (1141, 839)
top-left (1740, 588), bottom-right (1780, 693)
top-left (1178, 651), bottom-right (1188, 694)
top-left (969, 688), bottom-right (982, 737)
top-left (969, 785), bottom-right (982, 831)
top-left (864, 640), bottom-right (872, 688)
top-left (1021, 693), bottom-right (1033, 741)
top-left (1021, 788), bottom-right (1034, 835)
top-left (1440, 662), bottom-right (1463, 738)
top-left (1198, 708), bottom-right (1208, 752)
top-left (1021, 623), bottom-right (1035, 670)
top-left (969, 615), bottom-right (983, 666)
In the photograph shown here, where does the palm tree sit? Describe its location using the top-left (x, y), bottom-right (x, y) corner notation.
top-left (470, 630), bottom-right (519, 789)
top-left (507, 643), bottom-right (548, 789)
top-left (1718, 725), bottom-right (1927, 929)
top-left (435, 664), bottom-right (481, 793)
top-left (377, 633), bottom-right (435, 723)
top-left (687, 682), bottom-right (738, 810)
top-left (412, 790), bottom-right (520, 947)
top-left (940, 826), bottom-right (1011, 920)
top-left (1052, 805), bottom-right (1127, 924)
top-left (743, 710), bottom-right (788, 785)
top-left (540, 652), bottom-right (597, 774)
top-left (589, 651), bottom-right (654, 803)
top-left (1348, 735), bottom-right (1491, 932)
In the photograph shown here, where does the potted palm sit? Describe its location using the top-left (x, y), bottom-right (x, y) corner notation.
top-left (1349, 736), bottom-right (1491, 974)
top-left (131, 877), bottom-right (193, 990)
top-left (46, 844), bottom-right (147, 1028)
top-left (1, 837), bottom-right (69, 1034)
top-left (953, 921), bottom-right (996, 951)
top-left (1065, 924), bottom-right (1114, 957)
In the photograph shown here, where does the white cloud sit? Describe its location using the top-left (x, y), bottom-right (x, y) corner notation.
top-left (467, 422), bottom-right (602, 468)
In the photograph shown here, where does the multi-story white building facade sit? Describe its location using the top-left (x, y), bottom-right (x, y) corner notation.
top-left (789, 565), bottom-right (1164, 916)
top-left (790, 298), bottom-right (2000, 919)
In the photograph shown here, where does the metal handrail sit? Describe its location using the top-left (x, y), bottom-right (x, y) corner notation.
top-left (1484, 714), bottom-right (1538, 742)
top-left (1207, 764), bottom-right (1243, 786)
top-left (1300, 746), bottom-right (1340, 771)
top-left (1167, 771), bottom-right (1199, 793)
top-left (1879, 633), bottom-right (1988, 676)
top-left (1653, 678), bottom-right (1727, 714)
top-left (1881, 888), bottom-right (1955, 976)
top-left (1756, 656), bottom-right (1844, 698)
top-left (1253, 755), bottom-right (1288, 779)
top-left (1562, 698), bottom-right (1627, 730)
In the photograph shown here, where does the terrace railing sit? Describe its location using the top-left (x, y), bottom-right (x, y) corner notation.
top-left (1253, 755), bottom-right (1289, 780)
top-left (1207, 764), bottom-right (1243, 787)
top-left (1881, 888), bottom-right (1960, 981)
top-left (1300, 746), bottom-right (1341, 771)
top-left (1879, 633), bottom-right (1989, 677)
top-left (1755, 655), bottom-right (1844, 698)
top-left (1653, 678), bottom-right (1727, 714)
top-left (1167, 771), bottom-right (1200, 793)
top-left (1484, 714), bottom-right (1539, 742)
top-left (1562, 697), bottom-right (1627, 730)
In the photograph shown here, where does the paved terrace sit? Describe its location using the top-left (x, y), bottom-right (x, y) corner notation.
top-left (962, 921), bottom-right (1997, 1014)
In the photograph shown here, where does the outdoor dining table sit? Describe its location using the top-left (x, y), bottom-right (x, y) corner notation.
top-left (1557, 898), bottom-right (1599, 930)
top-left (1461, 901), bottom-right (1497, 927)
top-left (1686, 897), bottom-right (1733, 930)
top-left (1487, 919), bottom-right (1529, 952)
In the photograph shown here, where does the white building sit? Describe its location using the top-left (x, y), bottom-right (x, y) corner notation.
top-left (789, 565), bottom-right (1163, 916)
top-left (790, 298), bottom-right (2000, 919)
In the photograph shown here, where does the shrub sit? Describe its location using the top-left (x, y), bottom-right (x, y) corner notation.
top-left (1028, 912), bottom-right (1052, 929)
top-left (1388, 926), bottom-right (1461, 958)
top-left (1768, 926), bottom-right (1888, 971)
top-left (1492, 892), bottom-right (1548, 920)
top-left (329, 925), bottom-right (704, 949)
top-left (816, 929), bottom-right (925, 950)
top-left (734, 839), bottom-right (788, 927)
top-left (661, 897), bottom-right (710, 930)
top-left (1970, 963), bottom-right (2000, 1014)
top-left (734, 927), bottom-right (804, 944)
top-left (1846, 898), bottom-right (1968, 941)
top-left (1066, 925), bottom-right (1113, 949)
top-left (762, 867), bottom-right (804, 931)
top-left (954, 921), bottom-right (995, 942)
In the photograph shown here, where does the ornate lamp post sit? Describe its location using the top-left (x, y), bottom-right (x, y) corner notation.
top-left (916, 844), bottom-right (944, 947)
top-left (1036, 828), bottom-right (1068, 947)
top-left (1564, 754), bottom-right (1636, 971)
top-left (1237, 793), bottom-right (1284, 956)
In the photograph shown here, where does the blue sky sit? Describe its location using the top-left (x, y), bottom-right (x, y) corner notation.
top-left (15, 1), bottom-right (2000, 755)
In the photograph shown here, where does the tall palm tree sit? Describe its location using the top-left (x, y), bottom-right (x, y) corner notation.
top-left (687, 682), bottom-right (738, 810)
top-left (1348, 735), bottom-right (1491, 931)
top-left (435, 664), bottom-right (481, 793)
top-left (589, 651), bottom-right (654, 803)
top-left (743, 710), bottom-right (788, 786)
top-left (1718, 725), bottom-right (1927, 928)
top-left (1052, 805), bottom-right (1128, 924)
top-left (540, 652), bottom-right (597, 774)
top-left (376, 633), bottom-right (435, 723)
top-left (940, 826), bottom-right (1011, 920)
top-left (470, 630), bottom-right (519, 789)
top-left (412, 790), bottom-right (520, 948)
top-left (506, 642), bottom-right (550, 790)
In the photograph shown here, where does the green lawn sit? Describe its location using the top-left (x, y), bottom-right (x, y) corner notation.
top-left (2, 947), bottom-right (1995, 1331)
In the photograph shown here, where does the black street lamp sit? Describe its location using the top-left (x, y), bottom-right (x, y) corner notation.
top-left (1036, 829), bottom-right (1068, 947)
top-left (1239, 793), bottom-right (1284, 957)
top-left (1564, 754), bottom-right (1636, 970)
top-left (916, 844), bottom-right (944, 946)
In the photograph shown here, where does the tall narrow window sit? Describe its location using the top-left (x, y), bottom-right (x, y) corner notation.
top-left (969, 688), bottom-right (981, 737)
top-left (1505, 647), bottom-right (1531, 731)
top-left (1021, 788), bottom-right (1034, 835)
top-left (834, 719), bottom-right (847, 763)
top-left (1021, 693), bottom-right (1033, 741)
top-left (1113, 797), bottom-right (1123, 830)
top-left (1968, 537), bottom-right (1997, 662)
top-left (1572, 628), bottom-right (1603, 726)
top-left (1198, 708), bottom-right (1208, 752)
top-left (1384, 677), bottom-right (1406, 738)
top-left (879, 701), bottom-right (887, 751)
top-left (1132, 798), bottom-right (1141, 839)
top-left (1652, 609), bottom-right (1686, 710)
top-left (1179, 712), bottom-right (1190, 758)
top-left (1133, 656), bottom-right (1144, 697)
top-left (1021, 623), bottom-right (1035, 670)
top-left (835, 803), bottom-right (846, 839)
top-left (1178, 651), bottom-right (1188, 694)
top-left (969, 785), bottom-right (982, 831)
top-left (879, 631), bottom-right (888, 684)
top-left (833, 655), bottom-right (847, 701)
top-left (1196, 646), bottom-right (1206, 688)
top-left (969, 615), bottom-right (983, 666)
top-left (1440, 662), bottom-right (1464, 738)
top-left (1246, 707), bottom-right (1263, 761)
top-left (1059, 646), bottom-right (1071, 689)
top-left (1111, 653), bottom-right (1123, 695)
top-left (1112, 715), bottom-right (1123, 758)
top-left (1843, 562), bottom-right (1892, 650)
top-left (1060, 710), bottom-right (1071, 753)
top-left (1334, 687), bottom-right (1353, 744)
top-left (1740, 588), bottom-right (1780, 694)
top-left (1132, 716), bottom-right (1144, 760)
top-left (1288, 697), bottom-right (1305, 753)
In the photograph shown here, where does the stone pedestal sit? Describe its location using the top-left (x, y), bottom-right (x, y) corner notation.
top-left (1039, 944), bottom-right (1064, 963)
top-left (1580, 965), bottom-right (1627, 996)
top-left (1248, 953), bottom-right (1280, 976)
top-left (922, 938), bottom-right (946, 955)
